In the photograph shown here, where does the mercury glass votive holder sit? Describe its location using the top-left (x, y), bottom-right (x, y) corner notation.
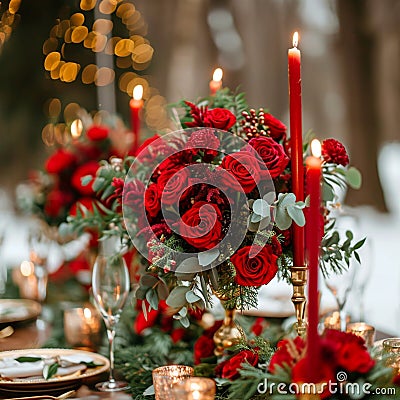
top-left (63, 305), bottom-right (102, 351)
top-left (346, 322), bottom-right (376, 347)
top-left (172, 377), bottom-right (216, 400)
top-left (152, 365), bottom-right (194, 400)
top-left (382, 338), bottom-right (400, 372)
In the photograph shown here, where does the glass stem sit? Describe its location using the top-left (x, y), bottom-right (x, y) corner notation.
top-left (107, 327), bottom-right (116, 384)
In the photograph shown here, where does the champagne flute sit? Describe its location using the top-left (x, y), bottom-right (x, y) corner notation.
top-left (92, 249), bottom-right (130, 392)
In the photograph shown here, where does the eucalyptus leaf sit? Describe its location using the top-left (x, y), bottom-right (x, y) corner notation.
top-left (156, 281), bottom-right (169, 300)
top-left (259, 215), bottom-right (271, 231)
top-left (345, 167), bottom-right (362, 189)
top-left (198, 248), bottom-right (220, 267)
top-left (275, 206), bottom-right (292, 230)
top-left (179, 316), bottom-right (190, 328)
top-left (146, 289), bottom-right (159, 311)
top-left (286, 205), bottom-right (305, 227)
top-left (263, 192), bottom-right (276, 204)
top-left (322, 182), bottom-right (335, 202)
top-left (178, 307), bottom-right (188, 317)
top-left (185, 290), bottom-right (202, 304)
top-left (252, 199), bottom-right (270, 217)
top-left (175, 257), bottom-right (199, 280)
top-left (166, 286), bottom-right (190, 308)
top-left (278, 192), bottom-right (296, 207)
top-left (143, 385), bottom-right (155, 396)
top-left (81, 175), bottom-right (93, 187)
top-left (92, 176), bottom-right (106, 192)
top-left (140, 275), bottom-right (159, 287)
top-left (250, 213), bottom-right (262, 223)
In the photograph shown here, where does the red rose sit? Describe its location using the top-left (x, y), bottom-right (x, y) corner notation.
top-left (45, 149), bottom-right (77, 174)
top-left (220, 151), bottom-right (265, 193)
top-left (144, 183), bottom-right (161, 218)
top-left (185, 102), bottom-right (236, 131)
top-left (194, 335), bottom-right (216, 364)
top-left (44, 189), bottom-right (69, 217)
top-left (86, 125), bottom-right (109, 141)
top-left (69, 197), bottom-right (96, 216)
top-left (231, 244), bottom-right (278, 287)
top-left (180, 201), bottom-right (223, 250)
top-left (264, 113), bottom-right (287, 141)
top-left (292, 357), bottom-right (335, 399)
top-left (71, 161), bottom-right (99, 196)
top-left (158, 168), bottom-right (190, 206)
top-left (221, 350), bottom-right (259, 380)
top-left (394, 374), bottom-right (400, 386)
top-left (321, 139), bottom-right (349, 166)
top-left (323, 330), bottom-right (375, 374)
top-left (123, 179), bottom-right (145, 210)
top-left (204, 108), bottom-right (236, 130)
top-left (185, 128), bottom-right (220, 160)
top-left (134, 134), bottom-right (173, 160)
top-left (247, 137), bottom-right (289, 178)
top-left (268, 336), bottom-right (306, 373)
top-left (270, 235), bottom-right (283, 256)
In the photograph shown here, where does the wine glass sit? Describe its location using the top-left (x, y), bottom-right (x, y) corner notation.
top-left (92, 250), bottom-right (130, 392)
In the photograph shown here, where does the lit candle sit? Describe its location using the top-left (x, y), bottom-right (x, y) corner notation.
top-left (305, 139), bottom-right (322, 382)
top-left (129, 84), bottom-right (144, 155)
top-left (288, 32), bottom-right (305, 269)
top-left (209, 68), bottom-right (223, 95)
top-left (70, 119), bottom-right (83, 139)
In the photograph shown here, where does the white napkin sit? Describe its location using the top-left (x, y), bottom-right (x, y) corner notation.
top-left (0, 354), bottom-right (94, 379)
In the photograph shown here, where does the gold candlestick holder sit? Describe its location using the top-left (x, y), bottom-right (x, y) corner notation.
top-left (290, 264), bottom-right (307, 336)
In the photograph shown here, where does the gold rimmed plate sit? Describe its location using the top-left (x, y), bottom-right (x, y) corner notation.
top-left (0, 348), bottom-right (109, 392)
top-left (0, 299), bottom-right (41, 326)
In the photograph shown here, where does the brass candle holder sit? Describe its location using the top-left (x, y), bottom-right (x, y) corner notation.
top-left (290, 264), bottom-right (307, 336)
top-left (382, 338), bottom-right (400, 373)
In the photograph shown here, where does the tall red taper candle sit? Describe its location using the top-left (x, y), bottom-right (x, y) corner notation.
top-left (305, 139), bottom-right (322, 382)
top-left (129, 84), bottom-right (144, 155)
top-left (288, 32), bottom-right (305, 268)
top-left (209, 68), bottom-right (223, 95)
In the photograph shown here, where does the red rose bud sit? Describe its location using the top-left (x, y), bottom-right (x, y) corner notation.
top-left (321, 138), bottom-right (349, 166)
top-left (231, 244), bottom-right (278, 287)
top-left (86, 125), bottom-right (109, 141)
top-left (264, 113), bottom-right (287, 140)
top-left (45, 149), bottom-right (77, 174)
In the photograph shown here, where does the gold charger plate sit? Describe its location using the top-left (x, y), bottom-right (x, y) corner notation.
top-left (0, 348), bottom-right (109, 392)
top-left (0, 299), bottom-right (41, 325)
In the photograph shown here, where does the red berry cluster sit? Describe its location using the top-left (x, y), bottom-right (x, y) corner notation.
top-left (240, 108), bottom-right (269, 139)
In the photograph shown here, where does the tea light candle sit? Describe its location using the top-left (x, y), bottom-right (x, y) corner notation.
top-left (152, 365), bottom-right (194, 400)
top-left (382, 338), bottom-right (400, 373)
top-left (64, 305), bottom-right (102, 351)
top-left (172, 377), bottom-right (216, 400)
top-left (346, 322), bottom-right (376, 347)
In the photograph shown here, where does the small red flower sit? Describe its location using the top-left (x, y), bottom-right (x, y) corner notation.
top-left (86, 125), bottom-right (109, 141)
top-left (268, 336), bottom-right (306, 373)
top-left (321, 139), bottom-right (349, 166)
top-left (194, 335), bottom-right (216, 365)
top-left (144, 183), bottom-right (161, 218)
top-left (45, 149), bottom-right (77, 174)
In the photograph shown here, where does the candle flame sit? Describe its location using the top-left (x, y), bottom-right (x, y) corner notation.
top-left (311, 139), bottom-right (322, 158)
top-left (83, 307), bottom-right (92, 319)
top-left (133, 84), bottom-right (143, 101)
top-left (20, 260), bottom-right (34, 277)
top-left (212, 67), bottom-right (223, 82)
top-left (292, 32), bottom-right (299, 48)
top-left (70, 119), bottom-right (83, 139)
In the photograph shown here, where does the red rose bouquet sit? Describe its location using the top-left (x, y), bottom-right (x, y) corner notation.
top-left (63, 88), bottom-right (363, 326)
top-left (17, 110), bottom-right (136, 282)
